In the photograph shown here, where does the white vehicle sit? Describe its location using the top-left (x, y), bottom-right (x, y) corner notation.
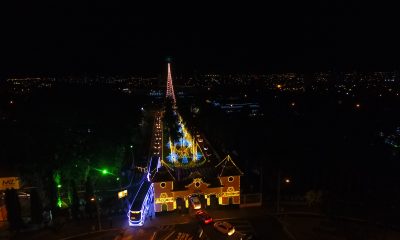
top-left (189, 196), bottom-right (202, 210)
top-left (214, 221), bottom-right (235, 236)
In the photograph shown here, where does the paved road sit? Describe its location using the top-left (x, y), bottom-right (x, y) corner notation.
top-left (119, 205), bottom-right (292, 240)
top-left (201, 218), bottom-right (252, 240)
top-left (146, 215), bottom-right (288, 240)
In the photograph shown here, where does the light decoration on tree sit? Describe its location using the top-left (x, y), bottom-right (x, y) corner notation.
top-left (165, 115), bottom-right (207, 167)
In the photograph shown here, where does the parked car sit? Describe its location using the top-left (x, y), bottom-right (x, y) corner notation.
top-left (214, 221), bottom-right (235, 236)
top-left (195, 210), bottom-right (213, 224)
top-left (189, 196), bottom-right (201, 210)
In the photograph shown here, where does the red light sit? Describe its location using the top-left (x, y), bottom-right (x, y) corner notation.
top-left (205, 218), bottom-right (213, 224)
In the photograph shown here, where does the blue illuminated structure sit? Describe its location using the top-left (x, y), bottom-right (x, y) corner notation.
top-left (128, 154), bottom-right (159, 226)
top-left (166, 152), bottom-right (178, 162)
top-left (128, 180), bottom-right (153, 226)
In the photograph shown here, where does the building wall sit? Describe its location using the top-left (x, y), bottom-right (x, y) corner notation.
top-left (153, 181), bottom-right (175, 212)
top-left (153, 175), bottom-right (241, 212)
top-left (219, 176), bottom-right (241, 205)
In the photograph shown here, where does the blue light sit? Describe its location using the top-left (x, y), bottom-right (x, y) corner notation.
top-left (182, 156), bottom-right (188, 164)
top-left (175, 138), bottom-right (190, 147)
top-left (196, 152), bottom-right (203, 159)
top-left (166, 153), bottom-right (178, 162)
top-left (128, 184), bottom-right (154, 227)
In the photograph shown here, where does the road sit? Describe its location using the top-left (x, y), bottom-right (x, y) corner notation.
top-left (120, 206), bottom-right (292, 240)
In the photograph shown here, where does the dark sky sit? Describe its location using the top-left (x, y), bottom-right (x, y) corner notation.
top-left (2, 1), bottom-right (399, 75)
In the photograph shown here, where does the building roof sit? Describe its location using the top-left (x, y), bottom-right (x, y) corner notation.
top-left (152, 155), bottom-right (242, 190)
top-left (204, 177), bottom-right (223, 188)
top-left (215, 155), bottom-right (243, 177)
top-left (150, 166), bottom-right (175, 182)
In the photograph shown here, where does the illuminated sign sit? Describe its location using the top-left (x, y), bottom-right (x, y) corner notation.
top-left (118, 190), bottom-right (128, 199)
top-left (155, 197), bottom-right (174, 204)
top-left (0, 177), bottom-right (20, 190)
top-left (221, 191), bottom-right (240, 197)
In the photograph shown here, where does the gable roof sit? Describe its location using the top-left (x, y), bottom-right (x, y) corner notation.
top-left (151, 166), bottom-right (175, 182)
top-left (215, 155), bottom-right (243, 177)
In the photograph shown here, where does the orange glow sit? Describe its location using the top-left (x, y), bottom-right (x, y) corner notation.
top-left (277, 84), bottom-right (282, 89)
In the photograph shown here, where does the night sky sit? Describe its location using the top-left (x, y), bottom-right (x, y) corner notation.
top-left (2, 1), bottom-right (399, 75)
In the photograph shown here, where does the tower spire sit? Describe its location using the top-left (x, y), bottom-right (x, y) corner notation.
top-left (166, 61), bottom-right (176, 105)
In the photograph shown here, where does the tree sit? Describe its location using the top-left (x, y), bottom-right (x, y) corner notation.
top-left (30, 188), bottom-right (43, 224)
top-left (70, 180), bottom-right (80, 220)
top-left (163, 98), bottom-right (182, 142)
top-left (5, 189), bottom-right (22, 232)
top-left (305, 190), bottom-right (322, 207)
top-left (85, 177), bottom-right (95, 218)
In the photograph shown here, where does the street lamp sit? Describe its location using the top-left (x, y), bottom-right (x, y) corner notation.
top-left (277, 171), bottom-right (291, 214)
top-left (130, 146), bottom-right (135, 170)
top-left (87, 166), bottom-right (116, 231)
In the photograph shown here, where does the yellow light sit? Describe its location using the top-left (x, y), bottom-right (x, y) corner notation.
top-left (118, 190), bottom-right (128, 199)
top-left (277, 84), bottom-right (282, 89)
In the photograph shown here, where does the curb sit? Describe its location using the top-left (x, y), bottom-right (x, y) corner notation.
top-left (59, 228), bottom-right (123, 240)
top-left (275, 217), bottom-right (297, 240)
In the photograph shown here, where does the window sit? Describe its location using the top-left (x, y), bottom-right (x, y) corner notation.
top-left (160, 182), bottom-right (166, 188)
top-left (228, 176), bottom-right (234, 182)
top-left (195, 182), bottom-right (201, 188)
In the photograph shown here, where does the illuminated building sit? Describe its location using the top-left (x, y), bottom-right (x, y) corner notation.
top-left (150, 155), bottom-right (243, 213)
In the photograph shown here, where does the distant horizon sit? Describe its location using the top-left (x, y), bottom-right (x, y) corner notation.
top-left (3, 66), bottom-right (400, 79)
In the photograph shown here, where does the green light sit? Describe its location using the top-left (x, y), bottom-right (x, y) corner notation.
top-left (57, 184), bottom-right (62, 188)
top-left (57, 198), bottom-right (62, 208)
top-left (101, 169), bottom-right (108, 175)
top-left (116, 177), bottom-right (120, 181)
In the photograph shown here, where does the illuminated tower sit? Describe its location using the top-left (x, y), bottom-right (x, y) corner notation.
top-left (166, 60), bottom-right (176, 105)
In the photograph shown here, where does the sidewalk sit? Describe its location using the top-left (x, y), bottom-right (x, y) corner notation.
top-left (1, 215), bottom-right (127, 240)
top-left (280, 213), bottom-right (400, 240)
